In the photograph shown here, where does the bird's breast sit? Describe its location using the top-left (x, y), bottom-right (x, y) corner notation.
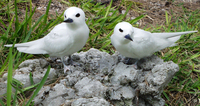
top-left (61, 26), bottom-right (89, 55)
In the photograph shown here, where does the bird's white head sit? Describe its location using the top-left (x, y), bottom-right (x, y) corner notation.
top-left (113, 22), bottom-right (134, 43)
top-left (63, 7), bottom-right (86, 25)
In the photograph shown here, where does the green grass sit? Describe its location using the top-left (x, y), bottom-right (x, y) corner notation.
top-left (0, 0), bottom-right (199, 105)
top-left (160, 9), bottom-right (200, 105)
top-left (7, 48), bottom-right (13, 106)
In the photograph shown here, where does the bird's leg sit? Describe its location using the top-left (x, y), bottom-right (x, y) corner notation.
top-left (49, 56), bottom-right (59, 63)
top-left (68, 55), bottom-right (73, 65)
top-left (61, 56), bottom-right (70, 73)
top-left (133, 59), bottom-right (139, 69)
top-left (123, 58), bottom-right (130, 64)
top-left (123, 57), bottom-right (139, 69)
top-left (68, 55), bottom-right (81, 67)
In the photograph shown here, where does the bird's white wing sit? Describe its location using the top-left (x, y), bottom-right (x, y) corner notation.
top-left (126, 28), bottom-right (156, 58)
top-left (4, 23), bottom-right (74, 55)
top-left (43, 29), bottom-right (73, 55)
top-left (132, 27), bottom-right (152, 43)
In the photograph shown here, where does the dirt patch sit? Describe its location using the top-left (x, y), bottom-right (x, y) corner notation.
top-left (16, 0), bottom-right (67, 22)
top-left (113, 0), bottom-right (200, 29)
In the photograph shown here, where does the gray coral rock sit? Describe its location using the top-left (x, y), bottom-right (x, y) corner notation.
top-left (0, 59), bottom-right (57, 97)
top-left (14, 59), bottom-right (57, 87)
top-left (70, 97), bottom-right (112, 106)
top-left (74, 77), bottom-right (107, 98)
top-left (0, 48), bottom-right (179, 106)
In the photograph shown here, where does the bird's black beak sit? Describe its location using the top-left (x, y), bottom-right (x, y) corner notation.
top-left (124, 34), bottom-right (133, 41)
top-left (63, 18), bottom-right (73, 23)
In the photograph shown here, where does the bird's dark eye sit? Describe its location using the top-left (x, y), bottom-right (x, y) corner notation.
top-left (76, 13), bottom-right (80, 17)
top-left (119, 28), bottom-right (123, 32)
top-left (65, 15), bottom-right (66, 18)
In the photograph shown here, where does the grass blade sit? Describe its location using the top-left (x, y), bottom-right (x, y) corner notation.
top-left (104, 0), bottom-right (113, 18)
top-left (29, 72), bottom-right (34, 85)
top-left (129, 14), bottom-right (146, 24)
top-left (25, 65), bottom-right (51, 106)
top-left (163, 91), bottom-right (170, 101)
top-left (22, 83), bottom-right (40, 92)
top-left (4, 15), bottom-right (15, 38)
top-left (44, 0), bottom-right (52, 24)
top-left (12, 85), bottom-right (19, 106)
top-left (0, 99), bottom-right (5, 106)
top-left (0, 56), bottom-right (9, 76)
top-left (6, 1), bottom-right (10, 21)
top-left (15, 7), bottom-right (36, 38)
top-left (0, 19), bottom-right (6, 28)
top-left (7, 47), bottom-right (13, 106)
top-left (94, 0), bottom-right (113, 42)
top-left (11, 79), bottom-right (40, 94)
top-left (14, 0), bottom-right (19, 32)
top-left (32, 15), bottom-right (44, 30)
top-left (29, 0), bottom-right (32, 27)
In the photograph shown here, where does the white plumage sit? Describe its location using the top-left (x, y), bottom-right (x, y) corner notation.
top-left (111, 22), bottom-right (197, 60)
top-left (5, 7), bottom-right (89, 72)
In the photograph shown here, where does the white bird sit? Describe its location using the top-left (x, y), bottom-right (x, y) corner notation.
top-left (111, 22), bottom-right (197, 66)
top-left (5, 7), bottom-right (89, 72)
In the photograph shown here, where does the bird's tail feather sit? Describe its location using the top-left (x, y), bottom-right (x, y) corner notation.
top-left (4, 39), bottom-right (42, 47)
top-left (168, 35), bottom-right (181, 44)
top-left (152, 30), bottom-right (198, 39)
top-left (4, 39), bottom-right (48, 54)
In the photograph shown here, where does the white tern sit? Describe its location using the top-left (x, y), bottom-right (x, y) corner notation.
top-left (5, 7), bottom-right (89, 72)
top-left (111, 22), bottom-right (197, 66)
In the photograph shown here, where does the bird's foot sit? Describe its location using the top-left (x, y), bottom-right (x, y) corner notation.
top-left (132, 64), bottom-right (138, 69)
top-left (123, 58), bottom-right (139, 65)
top-left (132, 59), bottom-right (139, 69)
top-left (49, 56), bottom-right (59, 63)
top-left (123, 58), bottom-right (130, 64)
top-left (123, 57), bottom-right (139, 69)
